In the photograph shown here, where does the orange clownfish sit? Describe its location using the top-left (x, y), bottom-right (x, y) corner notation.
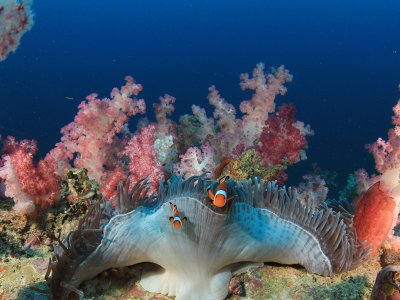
top-left (169, 202), bottom-right (187, 229)
top-left (207, 176), bottom-right (235, 208)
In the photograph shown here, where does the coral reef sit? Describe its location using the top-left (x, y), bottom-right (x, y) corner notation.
top-left (43, 176), bottom-right (369, 300)
top-left (1, 64), bottom-right (387, 300)
top-left (1, 64), bottom-right (314, 217)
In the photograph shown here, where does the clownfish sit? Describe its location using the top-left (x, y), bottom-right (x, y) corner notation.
top-left (169, 202), bottom-right (187, 229)
top-left (207, 176), bottom-right (235, 208)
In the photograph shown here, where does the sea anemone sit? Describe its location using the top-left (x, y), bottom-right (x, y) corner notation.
top-left (43, 176), bottom-right (370, 300)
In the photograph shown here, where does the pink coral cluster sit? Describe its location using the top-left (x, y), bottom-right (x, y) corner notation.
top-left (1, 64), bottom-right (313, 214)
top-left (174, 142), bottom-right (216, 180)
top-left (0, 0), bottom-right (34, 61)
top-left (296, 174), bottom-right (328, 209)
top-left (53, 76), bottom-right (145, 182)
top-left (0, 76), bottom-right (148, 214)
top-left (174, 64), bottom-right (312, 180)
top-left (122, 124), bottom-right (164, 194)
top-left (239, 64), bottom-right (293, 145)
top-left (0, 137), bottom-right (60, 214)
top-left (368, 100), bottom-right (400, 174)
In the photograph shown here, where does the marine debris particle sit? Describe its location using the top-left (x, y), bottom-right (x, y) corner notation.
top-left (43, 176), bottom-right (370, 300)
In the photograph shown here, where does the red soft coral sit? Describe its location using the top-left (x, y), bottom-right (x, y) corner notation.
top-left (255, 104), bottom-right (310, 168)
top-left (100, 166), bottom-right (127, 204)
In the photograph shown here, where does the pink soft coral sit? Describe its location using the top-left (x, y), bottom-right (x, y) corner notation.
top-left (122, 124), bottom-right (164, 194)
top-left (54, 76), bottom-right (146, 182)
top-left (368, 100), bottom-right (400, 174)
top-left (186, 64), bottom-right (297, 160)
top-left (356, 94), bottom-right (400, 255)
top-left (0, 0), bottom-right (34, 61)
top-left (153, 94), bottom-right (179, 172)
top-left (239, 64), bottom-right (293, 145)
top-left (0, 137), bottom-right (60, 214)
top-left (174, 64), bottom-right (311, 180)
top-left (296, 174), bottom-right (328, 209)
top-left (174, 142), bottom-right (216, 179)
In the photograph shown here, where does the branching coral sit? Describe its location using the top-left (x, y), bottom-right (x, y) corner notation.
top-left (0, 0), bottom-right (34, 61)
top-left (43, 176), bottom-right (370, 300)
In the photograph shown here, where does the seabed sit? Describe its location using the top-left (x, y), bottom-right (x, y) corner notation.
top-left (0, 198), bottom-right (381, 300)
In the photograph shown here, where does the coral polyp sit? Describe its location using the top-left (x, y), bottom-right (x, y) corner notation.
top-left (45, 176), bottom-right (370, 300)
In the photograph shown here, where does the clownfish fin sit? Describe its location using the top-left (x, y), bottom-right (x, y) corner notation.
top-left (218, 175), bottom-right (230, 184)
top-left (169, 216), bottom-right (174, 222)
top-left (182, 217), bottom-right (187, 223)
top-left (207, 188), bottom-right (215, 200)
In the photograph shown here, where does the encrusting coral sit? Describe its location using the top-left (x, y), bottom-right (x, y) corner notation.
top-left (218, 148), bottom-right (287, 183)
top-left (42, 176), bottom-right (370, 300)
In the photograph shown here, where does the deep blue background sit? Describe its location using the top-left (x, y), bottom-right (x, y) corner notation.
top-left (1, 0), bottom-right (400, 192)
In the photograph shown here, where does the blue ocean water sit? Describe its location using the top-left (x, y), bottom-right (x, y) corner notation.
top-left (1, 0), bottom-right (400, 192)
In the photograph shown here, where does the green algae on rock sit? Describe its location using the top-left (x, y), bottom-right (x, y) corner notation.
top-left (220, 149), bottom-right (287, 182)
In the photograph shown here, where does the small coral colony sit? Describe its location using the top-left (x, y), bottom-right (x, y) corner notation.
top-left (2, 1), bottom-right (400, 299)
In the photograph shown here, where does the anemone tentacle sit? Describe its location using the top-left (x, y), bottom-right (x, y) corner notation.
top-left (45, 176), bottom-right (370, 300)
